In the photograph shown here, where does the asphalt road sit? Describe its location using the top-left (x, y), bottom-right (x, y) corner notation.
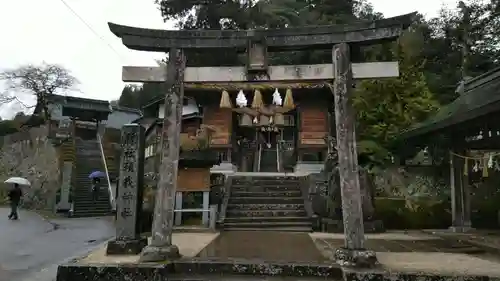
top-left (0, 208), bottom-right (115, 281)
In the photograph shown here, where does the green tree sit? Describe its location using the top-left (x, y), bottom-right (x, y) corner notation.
top-left (421, 0), bottom-right (500, 104)
top-left (118, 83), bottom-right (163, 110)
top-left (0, 119), bottom-right (19, 137)
top-left (155, 0), bottom-right (381, 66)
top-left (0, 63), bottom-right (79, 121)
top-left (353, 30), bottom-right (440, 162)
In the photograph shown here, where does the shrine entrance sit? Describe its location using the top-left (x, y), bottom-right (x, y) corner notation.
top-left (234, 110), bottom-right (297, 173)
top-left (234, 125), bottom-right (283, 172)
top-left (257, 128), bottom-right (280, 172)
top-left (74, 121), bottom-right (98, 140)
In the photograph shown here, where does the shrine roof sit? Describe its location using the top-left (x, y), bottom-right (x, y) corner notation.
top-left (61, 96), bottom-right (112, 113)
top-left (400, 67), bottom-right (500, 141)
top-left (32, 94), bottom-right (112, 115)
top-left (111, 105), bottom-right (142, 114)
top-left (142, 95), bottom-right (165, 110)
top-left (108, 13), bottom-right (416, 52)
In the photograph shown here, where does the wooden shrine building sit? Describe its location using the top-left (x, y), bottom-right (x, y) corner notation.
top-left (401, 66), bottom-right (500, 231)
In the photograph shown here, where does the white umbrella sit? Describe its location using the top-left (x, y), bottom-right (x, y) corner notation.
top-left (4, 177), bottom-right (31, 187)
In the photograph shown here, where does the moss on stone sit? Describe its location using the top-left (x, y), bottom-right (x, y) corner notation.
top-left (374, 197), bottom-right (450, 229)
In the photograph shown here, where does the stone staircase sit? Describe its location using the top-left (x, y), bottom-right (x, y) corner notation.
top-left (224, 175), bottom-right (312, 232)
top-left (72, 138), bottom-right (112, 217)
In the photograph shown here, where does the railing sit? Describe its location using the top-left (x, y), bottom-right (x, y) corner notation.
top-left (299, 175), bottom-right (318, 227)
top-left (217, 175), bottom-right (233, 227)
top-left (96, 127), bottom-right (116, 211)
top-left (257, 144), bottom-right (262, 172)
top-left (276, 143), bottom-right (280, 172)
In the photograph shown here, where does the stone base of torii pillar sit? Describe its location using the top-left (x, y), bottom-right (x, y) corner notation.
top-left (334, 248), bottom-right (377, 268)
top-left (139, 244), bottom-right (181, 262)
top-left (107, 238), bottom-right (148, 256)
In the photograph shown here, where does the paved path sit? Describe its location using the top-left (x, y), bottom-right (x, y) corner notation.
top-left (197, 231), bottom-right (327, 262)
top-left (0, 208), bottom-right (114, 281)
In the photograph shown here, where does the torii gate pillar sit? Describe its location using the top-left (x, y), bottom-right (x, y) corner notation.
top-left (139, 48), bottom-right (185, 262)
top-left (331, 43), bottom-right (376, 267)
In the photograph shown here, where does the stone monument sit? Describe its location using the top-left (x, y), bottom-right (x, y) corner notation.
top-left (106, 124), bottom-right (148, 255)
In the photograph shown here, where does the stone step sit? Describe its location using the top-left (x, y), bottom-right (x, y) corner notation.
top-left (228, 197), bottom-right (303, 204)
top-left (231, 179), bottom-right (300, 186)
top-left (73, 188), bottom-right (109, 192)
top-left (223, 221), bottom-right (312, 229)
top-left (76, 166), bottom-right (105, 171)
top-left (226, 209), bottom-right (307, 217)
top-left (75, 181), bottom-right (112, 185)
top-left (75, 147), bottom-right (100, 151)
top-left (76, 162), bottom-right (103, 165)
top-left (75, 149), bottom-right (100, 152)
top-left (73, 189), bottom-right (109, 193)
top-left (74, 206), bottom-right (110, 210)
top-left (74, 204), bottom-right (110, 209)
top-left (75, 141), bottom-right (99, 146)
top-left (75, 146), bottom-right (111, 152)
top-left (224, 216), bottom-right (309, 223)
top-left (72, 205), bottom-right (110, 209)
top-left (73, 191), bottom-right (109, 195)
top-left (73, 197), bottom-right (109, 202)
top-left (164, 274), bottom-right (336, 281)
top-left (73, 196), bottom-right (110, 201)
top-left (223, 226), bottom-right (312, 232)
top-left (74, 183), bottom-right (113, 187)
top-left (73, 193), bottom-right (111, 198)
top-left (73, 196), bottom-right (109, 201)
top-left (73, 194), bottom-right (109, 198)
top-left (75, 153), bottom-right (102, 158)
top-left (73, 203), bottom-right (110, 208)
top-left (231, 191), bottom-right (302, 197)
top-left (73, 191), bottom-right (111, 195)
top-left (231, 185), bottom-right (301, 192)
top-left (74, 153), bottom-right (101, 157)
top-left (231, 175), bottom-right (300, 181)
top-left (73, 200), bottom-right (110, 205)
top-left (71, 211), bottom-right (112, 218)
top-left (169, 261), bottom-right (340, 278)
top-left (227, 203), bottom-right (304, 211)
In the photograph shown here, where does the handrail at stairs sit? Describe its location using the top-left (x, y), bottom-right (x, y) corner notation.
top-left (216, 175), bottom-right (233, 227)
top-left (299, 175), bottom-right (317, 223)
top-left (97, 130), bottom-right (116, 211)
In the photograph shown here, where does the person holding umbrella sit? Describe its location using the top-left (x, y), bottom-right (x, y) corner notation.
top-left (91, 178), bottom-right (100, 201)
top-left (8, 184), bottom-right (23, 220)
top-left (4, 177), bottom-right (30, 220)
top-left (89, 171), bottom-right (105, 202)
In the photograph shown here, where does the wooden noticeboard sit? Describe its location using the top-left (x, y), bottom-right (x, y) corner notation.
top-left (177, 168), bottom-right (210, 192)
top-left (299, 105), bottom-right (327, 146)
top-left (203, 107), bottom-right (232, 147)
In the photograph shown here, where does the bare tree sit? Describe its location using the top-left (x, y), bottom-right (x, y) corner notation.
top-left (0, 63), bottom-right (79, 120)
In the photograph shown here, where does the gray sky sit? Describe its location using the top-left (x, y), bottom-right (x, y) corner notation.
top-left (0, 0), bottom-right (457, 119)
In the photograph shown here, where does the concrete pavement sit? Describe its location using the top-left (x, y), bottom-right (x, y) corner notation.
top-left (0, 207), bottom-right (114, 281)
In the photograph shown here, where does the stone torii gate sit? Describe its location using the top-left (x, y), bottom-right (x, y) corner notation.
top-left (108, 13), bottom-right (415, 265)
